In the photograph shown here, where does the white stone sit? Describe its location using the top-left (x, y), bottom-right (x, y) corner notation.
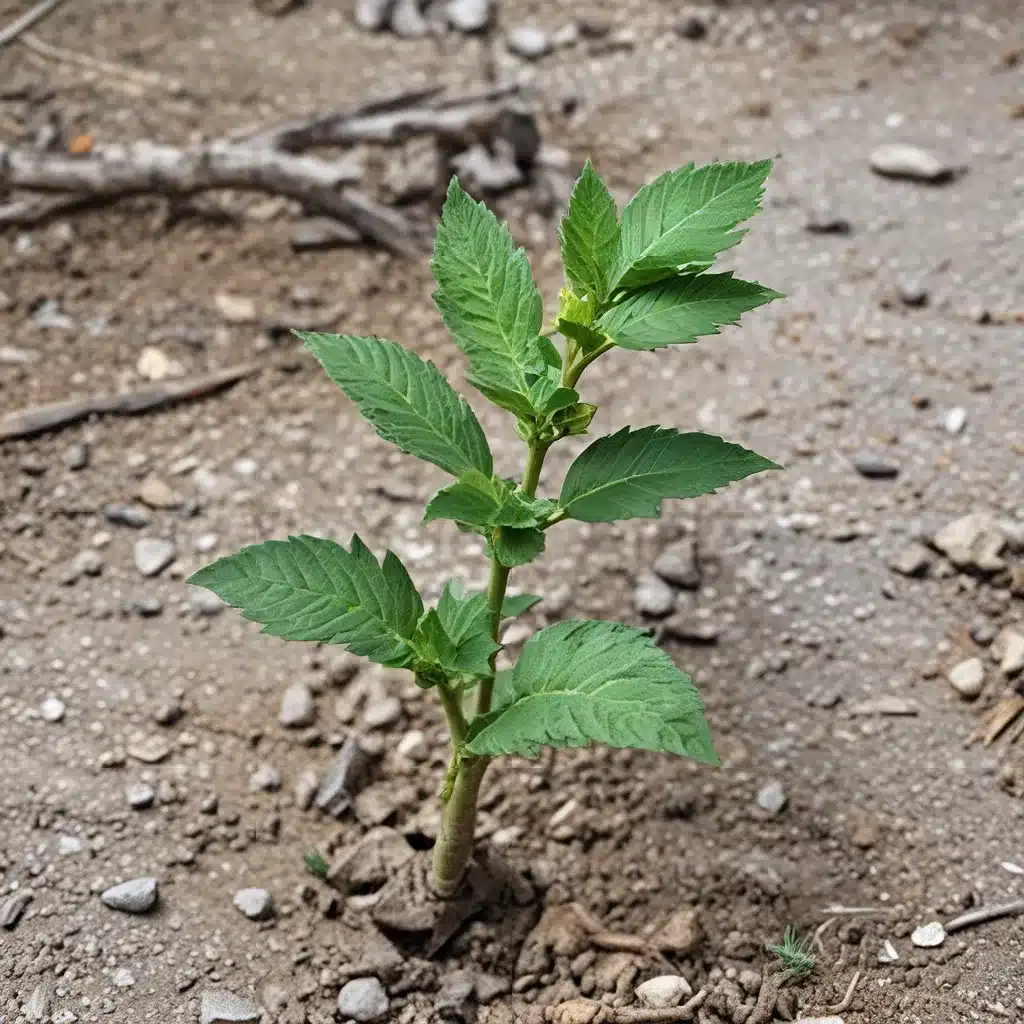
top-left (200, 989), bottom-right (262, 1024)
top-left (101, 877), bottom-right (158, 914)
top-left (396, 729), bottom-right (428, 761)
top-left (993, 628), bottom-right (1024, 677)
top-left (134, 537), bottom-right (177, 577)
top-left (233, 887), bottom-right (274, 921)
top-left (911, 921), bottom-right (946, 948)
top-left (136, 346), bottom-right (180, 381)
top-left (878, 939), bottom-right (899, 963)
top-left (507, 25), bottom-right (551, 59)
top-left (869, 144), bottom-right (953, 183)
top-left (757, 781), bottom-right (787, 815)
top-left (948, 657), bottom-right (985, 698)
top-left (112, 968), bottom-right (136, 988)
top-left (944, 407), bottom-right (967, 434)
top-left (338, 977), bottom-right (389, 1021)
top-left (58, 836), bottom-right (84, 856)
top-left (214, 293), bottom-right (257, 324)
top-left (41, 696), bottom-right (66, 722)
top-left (279, 682), bottom-right (317, 728)
top-left (636, 975), bottom-right (692, 1009)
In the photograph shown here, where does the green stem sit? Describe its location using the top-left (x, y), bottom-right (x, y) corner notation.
top-left (564, 341), bottom-right (614, 389)
top-left (436, 681), bottom-right (468, 745)
top-left (432, 755), bottom-right (489, 896)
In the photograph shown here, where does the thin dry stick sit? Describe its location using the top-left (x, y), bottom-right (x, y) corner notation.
top-left (599, 987), bottom-right (708, 1024)
top-left (0, 0), bottom-right (67, 48)
top-left (744, 966), bottom-right (789, 1024)
top-left (19, 31), bottom-right (187, 95)
top-left (812, 915), bottom-right (837, 954)
top-left (825, 969), bottom-right (862, 1014)
top-left (945, 900), bottom-right (1024, 933)
top-left (0, 363), bottom-right (258, 441)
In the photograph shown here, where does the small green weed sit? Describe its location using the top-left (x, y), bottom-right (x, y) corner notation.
top-left (768, 926), bottom-right (816, 978)
top-left (303, 848), bottom-right (329, 878)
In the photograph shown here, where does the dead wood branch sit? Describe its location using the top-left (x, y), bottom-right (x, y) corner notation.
top-left (0, 141), bottom-right (422, 253)
top-left (945, 900), bottom-right (1024, 933)
top-left (0, 0), bottom-right (67, 49)
top-left (0, 364), bottom-right (258, 442)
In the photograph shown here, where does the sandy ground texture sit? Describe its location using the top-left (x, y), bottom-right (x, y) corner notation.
top-left (1, 1), bottom-right (1023, 1023)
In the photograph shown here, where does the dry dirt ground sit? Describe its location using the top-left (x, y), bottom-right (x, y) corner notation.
top-left (1, 1), bottom-right (1023, 1022)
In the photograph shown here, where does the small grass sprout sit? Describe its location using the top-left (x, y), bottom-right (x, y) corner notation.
top-left (769, 926), bottom-right (816, 978)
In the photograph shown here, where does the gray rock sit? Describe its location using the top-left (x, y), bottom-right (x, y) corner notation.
top-left (0, 890), bottom-right (33, 929)
top-left (126, 782), bottom-right (156, 809)
top-left (338, 977), bottom-right (389, 1021)
top-left (134, 537), bottom-right (177, 577)
top-left (127, 735), bottom-right (172, 764)
top-left (898, 279), bottom-right (929, 307)
top-left (65, 548), bottom-right (104, 582)
top-left (233, 887), bottom-right (274, 920)
top-left (390, 0), bottom-right (427, 36)
top-left (249, 763), bottom-right (281, 792)
top-left (33, 298), bottom-right (74, 329)
top-left (280, 682), bottom-right (317, 728)
top-left (653, 538), bottom-right (701, 589)
top-left (59, 835), bottom-right (84, 855)
top-left (451, 143), bottom-right (523, 194)
top-left (889, 543), bottom-right (933, 578)
top-left (948, 657), bottom-right (985, 698)
top-left (633, 572), bottom-right (676, 618)
top-left (636, 975), bottom-right (692, 1009)
top-left (290, 217), bottom-right (360, 251)
top-left (63, 442), bottom-right (89, 470)
top-left (315, 736), bottom-right (370, 815)
top-left (933, 513), bottom-right (1006, 572)
top-left (132, 594), bottom-right (164, 617)
top-left (294, 769), bottom-right (319, 810)
top-left (849, 695), bottom-right (917, 716)
top-left (396, 728), bottom-right (428, 761)
top-left (870, 143), bottom-right (954, 183)
top-left (103, 502), bottom-right (151, 528)
top-left (328, 826), bottom-right (415, 891)
top-left (200, 990), bottom-right (263, 1024)
top-left (112, 967), bottom-right (135, 988)
top-left (384, 138), bottom-right (442, 204)
top-left (40, 696), bottom-right (66, 723)
top-left (446, 0), bottom-right (490, 32)
top-left (994, 628), bottom-right (1024, 677)
top-left (363, 694), bottom-right (402, 730)
top-left (675, 11), bottom-right (708, 40)
top-left (757, 781), bottom-right (788, 815)
top-left (101, 877), bottom-right (158, 913)
top-left (507, 25), bottom-right (551, 59)
top-left (853, 454), bottom-right (900, 479)
top-left (190, 589), bottom-right (225, 617)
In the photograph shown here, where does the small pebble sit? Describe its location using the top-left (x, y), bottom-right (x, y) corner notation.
top-left (249, 763), bottom-right (281, 792)
top-left (40, 697), bottom-right (66, 723)
top-left (233, 887), bottom-right (274, 921)
top-left (878, 939), bottom-right (899, 963)
top-left (134, 537), bottom-right (177, 577)
top-left (101, 877), bottom-right (158, 914)
top-left (337, 977), bottom-right (390, 1022)
top-left (58, 836), bottom-right (84, 855)
top-left (190, 589), bottom-right (225, 617)
top-left (853, 454), bottom-right (900, 480)
top-left (63, 443), bottom-right (89, 470)
top-left (911, 921), bottom-right (946, 948)
top-left (446, 0), bottom-right (490, 32)
top-left (103, 502), bottom-right (151, 528)
top-left (948, 657), bottom-right (985, 698)
top-left (280, 682), bottom-right (317, 728)
top-left (675, 12), bottom-right (708, 40)
top-left (757, 781), bottom-right (788, 815)
top-left (396, 729), bottom-right (428, 761)
top-left (944, 407), bottom-right (967, 435)
top-left (126, 782), bottom-right (156, 810)
top-left (507, 25), bottom-right (551, 59)
top-left (111, 968), bottom-right (135, 988)
top-left (870, 143), bottom-right (954, 183)
top-left (635, 975), bottom-right (692, 1009)
top-left (363, 695), bottom-right (402, 729)
top-left (633, 571), bottom-right (677, 618)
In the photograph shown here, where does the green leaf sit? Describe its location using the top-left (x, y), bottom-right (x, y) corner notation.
top-left (611, 160), bottom-right (771, 291)
top-left (528, 375), bottom-right (580, 416)
top-left (299, 332), bottom-right (491, 478)
top-left (432, 178), bottom-right (544, 417)
top-left (556, 318), bottom-right (608, 354)
top-left (488, 527), bottom-right (546, 567)
top-left (598, 272), bottom-right (782, 352)
top-left (423, 471), bottom-right (552, 529)
top-left (501, 593), bottom-right (542, 618)
top-left (559, 426), bottom-right (779, 522)
top-left (551, 402), bottom-right (598, 437)
top-left (416, 583), bottom-right (499, 677)
top-left (187, 535), bottom-right (423, 667)
top-left (463, 620), bottom-right (717, 762)
top-left (559, 160), bottom-right (620, 304)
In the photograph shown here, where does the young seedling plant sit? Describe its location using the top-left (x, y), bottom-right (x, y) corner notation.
top-left (189, 158), bottom-right (782, 898)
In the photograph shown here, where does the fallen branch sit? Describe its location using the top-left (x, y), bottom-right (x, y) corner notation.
top-left (0, 363), bottom-right (258, 442)
top-left (599, 987), bottom-right (708, 1023)
top-left (0, 0), bottom-right (67, 49)
top-left (0, 140), bottom-right (422, 253)
top-left (824, 969), bottom-right (861, 1014)
top-left (945, 900), bottom-right (1024, 933)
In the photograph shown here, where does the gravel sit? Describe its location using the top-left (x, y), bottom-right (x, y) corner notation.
top-left (911, 921), bottom-right (946, 948)
top-left (125, 782), bottom-right (156, 809)
top-left (249, 763), bottom-right (282, 792)
top-left (103, 502), bottom-right (151, 528)
top-left (757, 781), bottom-right (788, 815)
top-left (507, 25), bottom-right (551, 59)
top-left (446, 0), bottom-right (490, 32)
top-left (337, 977), bottom-right (390, 1021)
top-left (133, 537), bottom-right (177, 577)
top-left (653, 537), bottom-right (701, 589)
top-left (101, 877), bottom-right (158, 913)
top-left (233, 887), bottom-right (274, 920)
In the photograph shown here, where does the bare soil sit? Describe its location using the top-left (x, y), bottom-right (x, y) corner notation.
top-left (1, 1), bottom-right (1023, 1023)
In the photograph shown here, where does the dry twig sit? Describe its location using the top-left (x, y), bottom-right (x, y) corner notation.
top-left (824, 969), bottom-right (862, 1014)
top-left (0, 363), bottom-right (258, 442)
top-left (597, 988), bottom-right (708, 1023)
top-left (0, 0), bottom-right (67, 48)
top-left (945, 900), bottom-right (1024, 933)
